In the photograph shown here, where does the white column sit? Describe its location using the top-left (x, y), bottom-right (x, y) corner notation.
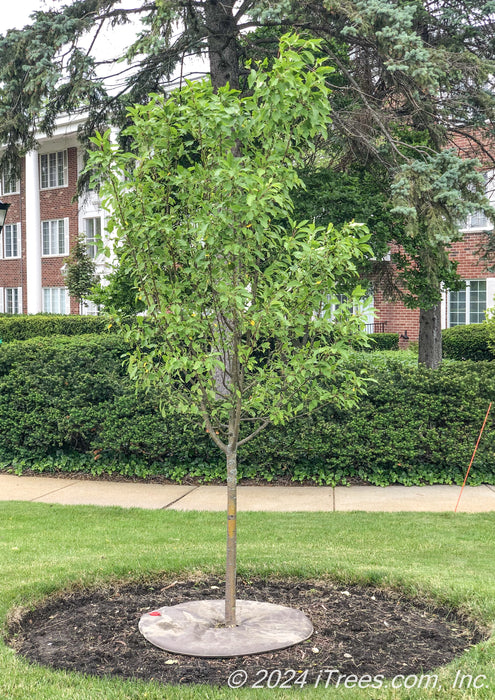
top-left (25, 150), bottom-right (42, 313)
top-left (440, 289), bottom-right (448, 330)
top-left (104, 129), bottom-right (119, 268)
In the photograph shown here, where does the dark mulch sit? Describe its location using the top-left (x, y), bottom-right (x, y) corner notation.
top-left (5, 576), bottom-right (485, 688)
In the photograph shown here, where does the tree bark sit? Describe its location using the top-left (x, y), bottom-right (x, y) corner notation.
top-left (225, 445), bottom-right (237, 626)
top-left (418, 303), bottom-right (442, 369)
top-left (204, 0), bottom-right (241, 91)
top-left (202, 0), bottom-right (242, 623)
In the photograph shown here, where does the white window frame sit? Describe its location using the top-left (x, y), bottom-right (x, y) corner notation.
top-left (466, 210), bottom-right (491, 230)
top-left (42, 287), bottom-right (70, 315)
top-left (41, 218), bottom-right (69, 257)
top-left (1, 169), bottom-right (20, 195)
top-left (3, 287), bottom-right (22, 315)
top-left (3, 223), bottom-right (21, 259)
top-left (461, 171), bottom-right (495, 232)
top-left (82, 299), bottom-right (99, 316)
top-left (40, 150), bottom-right (68, 190)
top-left (84, 217), bottom-right (102, 259)
top-left (447, 279), bottom-right (489, 327)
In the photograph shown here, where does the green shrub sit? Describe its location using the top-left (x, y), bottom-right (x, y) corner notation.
top-left (442, 323), bottom-right (493, 361)
top-left (0, 314), bottom-right (110, 343)
top-left (0, 335), bottom-right (128, 455)
top-left (0, 334), bottom-right (218, 475)
top-left (353, 349), bottom-right (421, 372)
top-left (363, 332), bottom-right (399, 351)
top-left (1, 336), bottom-right (494, 486)
top-left (485, 314), bottom-right (495, 358)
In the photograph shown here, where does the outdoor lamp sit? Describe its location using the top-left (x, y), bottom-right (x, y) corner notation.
top-left (0, 200), bottom-right (11, 232)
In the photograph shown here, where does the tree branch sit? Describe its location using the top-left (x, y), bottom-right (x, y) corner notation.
top-left (237, 419), bottom-right (271, 447)
top-left (201, 399), bottom-right (228, 453)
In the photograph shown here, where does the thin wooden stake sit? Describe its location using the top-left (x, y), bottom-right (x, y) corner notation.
top-left (455, 402), bottom-right (492, 513)
top-left (225, 449), bottom-right (237, 627)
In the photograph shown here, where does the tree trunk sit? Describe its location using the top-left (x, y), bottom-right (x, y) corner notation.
top-left (203, 2), bottom-right (241, 622)
top-left (225, 446), bottom-right (237, 626)
top-left (204, 0), bottom-right (241, 91)
top-left (418, 303), bottom-right (442, 369)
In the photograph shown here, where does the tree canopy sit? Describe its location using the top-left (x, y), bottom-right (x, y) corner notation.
top-left (2, 0), bottom-right (495, 365)
top-left (2, 0), bottom-right (495, 164)
top-left (87, 34), bottom-right (372, 624)
top-left (88, 34), bottom-right (371, 433)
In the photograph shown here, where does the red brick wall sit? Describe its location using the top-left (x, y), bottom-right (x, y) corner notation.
top-left (373, 287), bottom-right (420, 346)
top-left (0, 158), bottom-right (27, 312)
top-left (450, 233), bottom-right (487, 278)
top-left (374, 232), bottom-right (492, 342)
top-left (448, 132), bottom-right (495, 166)
top-left (0, 147), bottom-right (81, 314)
top-left (40, 146), bottom-right (79, 314)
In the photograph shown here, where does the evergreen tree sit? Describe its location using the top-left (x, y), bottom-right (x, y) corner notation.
top-left (1, 0), bottom-right (495, 365)
top-left (63, 234), bottom-right (99, 312)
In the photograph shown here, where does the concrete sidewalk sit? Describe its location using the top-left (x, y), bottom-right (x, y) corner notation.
top-left (1, 473), bottom-right (495, 512)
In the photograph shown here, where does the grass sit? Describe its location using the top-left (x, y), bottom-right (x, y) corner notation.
top-left (1, 502), bottom-right (495, 698)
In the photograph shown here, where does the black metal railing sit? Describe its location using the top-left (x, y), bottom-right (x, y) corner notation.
top-left (365, 321), bottom-right (387, 334)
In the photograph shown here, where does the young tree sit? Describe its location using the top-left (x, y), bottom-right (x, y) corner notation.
top-left (63, 233), bottom-right (99, 313)
top-left (88, 35), bottom-right (371, 627)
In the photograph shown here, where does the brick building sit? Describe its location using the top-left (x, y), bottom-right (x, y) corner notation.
top-left (373, 227), bottom-right (495, 342)
top-left (0, 117), bottom-right (494, 338)
top-left (372, 132), bottom-right (495, 342)
top-left (0, 115), bottom-right (106, 315)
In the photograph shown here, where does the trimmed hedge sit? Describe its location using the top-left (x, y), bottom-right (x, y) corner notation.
top-left (0, 336), bottom-right (494, 485)
top-left (0, 314), bottom-right (110, 343)
top-left (0, 335), bottom-right (221, 477)
top-left (365, 332), bottom-right (399, 351)
top-left (442, 323), bottom-right (493, 361)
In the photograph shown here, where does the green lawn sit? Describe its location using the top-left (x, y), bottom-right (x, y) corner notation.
top-left (1, 502), bottom-right (494, 698)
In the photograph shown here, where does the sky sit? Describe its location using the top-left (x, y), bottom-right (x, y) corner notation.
top-left (3, 1), bottom-right (139, 56)
top-left (5, 1), bottom-right (68, 31)
top-left (3, 0), bottom-right (208, 88)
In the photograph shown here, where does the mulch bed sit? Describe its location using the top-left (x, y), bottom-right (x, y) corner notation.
top-left (5, 576), bottom-right (485, 688)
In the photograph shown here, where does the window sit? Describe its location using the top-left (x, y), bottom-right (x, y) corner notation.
top-left (42, 219), bottom-right (68, 256)
top-left (469, 280), bottom-right (487, 323)
top-left (465, 209), bottom-right (491, 230)
top-left (2, 169), bottom-right (19, 195)
top-left (2, 288), bottom-right (22, 314)
top-left (40, 151), bottom-right (68, 189)
top-left (463, 172), bottom-right (493, 231)
top-left (43, 287), bottom-right (69, 314)
top-left (3, 223), bottom-right (20, 258)
top-left (314, 293), bottom-right (374, 329)
top-left (449, 280), bottom-right (486, 326)
top-left (82, 300), bottom-right (99, 316)
top-left (84, 217), bottom-right (102, 259)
